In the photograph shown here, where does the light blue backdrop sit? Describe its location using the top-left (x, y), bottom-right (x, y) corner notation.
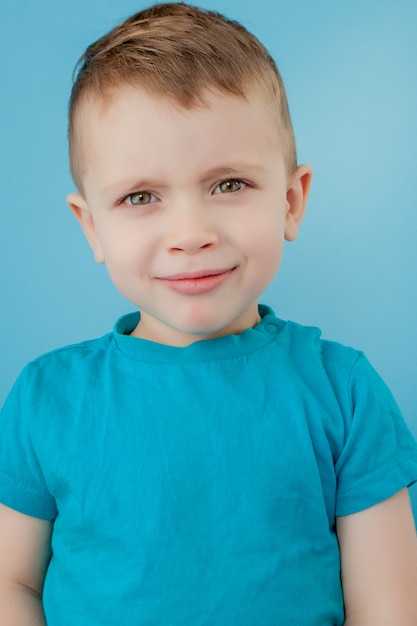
top-left (1, 2), bottom-right (416, 507)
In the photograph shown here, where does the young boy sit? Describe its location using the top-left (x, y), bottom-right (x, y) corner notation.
top-left (1, 3), bottom-right (417, 624)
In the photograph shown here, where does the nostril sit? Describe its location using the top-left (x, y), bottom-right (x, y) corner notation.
top-left (168, 233), bottom-right (219, 254)
top-left (170, 241), bottom-right (213, 254)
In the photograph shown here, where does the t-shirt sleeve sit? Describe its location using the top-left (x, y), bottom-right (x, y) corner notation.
top-left (334, 353), bottom-right (417, 517)
top-left (0, 365), bottom-right (57, 519)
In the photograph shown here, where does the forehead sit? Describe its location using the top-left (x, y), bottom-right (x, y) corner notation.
top-left (76, 86), bottom-right (284, 188)
top-left (78, 84), bottom-right (280, 139)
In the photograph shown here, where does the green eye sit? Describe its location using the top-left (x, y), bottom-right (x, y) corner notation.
top-left (218, 179), bottom-right (245, 193)
top-left (127, 191), bottom-right (154, 205)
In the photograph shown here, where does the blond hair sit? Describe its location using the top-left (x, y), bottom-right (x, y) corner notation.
top-left (68, 2), bottom-right (297, 189)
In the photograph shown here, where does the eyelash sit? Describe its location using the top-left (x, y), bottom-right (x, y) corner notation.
top-left (120, 178), bottom-right (248, 207)
top-left (213, 178), bottom-right (248, 194)
top-left (122, 191), bottom-right (157, 207)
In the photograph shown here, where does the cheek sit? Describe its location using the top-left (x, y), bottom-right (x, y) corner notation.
top-left (240, 212), bottom-right (285, 264)
top-left (97, 221), bottom-right (144, 262)
top-left (258, 239), bottom-right (284, 278)
top-left (95, 227), bottom-right (144, 281)
top-left (238, 229), bottom-right (284, 294)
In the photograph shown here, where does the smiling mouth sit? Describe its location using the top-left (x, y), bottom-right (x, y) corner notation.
top-left (157, 268), bottom-right (236, 295)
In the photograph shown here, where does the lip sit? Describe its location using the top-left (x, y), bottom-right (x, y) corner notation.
top-left (156, 267), bottom-right (236, 295)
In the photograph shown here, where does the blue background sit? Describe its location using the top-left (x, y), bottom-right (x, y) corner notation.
top-left (1, 2), bottom-right (416, 508)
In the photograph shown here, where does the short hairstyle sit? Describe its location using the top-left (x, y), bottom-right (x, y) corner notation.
top-left (68, 2), bottom-right (297, 190)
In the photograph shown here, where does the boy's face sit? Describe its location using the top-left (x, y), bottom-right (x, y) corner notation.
top-left (68, 86), bottom-right (311, 346)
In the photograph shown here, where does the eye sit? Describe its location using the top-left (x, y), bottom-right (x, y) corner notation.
top-left (214, 179), bottom-right (246, 194)
top-left (124, 191), bottom-right (156, 206)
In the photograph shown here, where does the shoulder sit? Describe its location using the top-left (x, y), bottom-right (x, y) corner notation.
top-left (267, 313), bottom-right (389, 417)
top-left (273, 315), bottom-right (362, 380)
top-left (29, 333), bottom-right (112, 369)
top-left (4, 333), bottom-right (115, 407)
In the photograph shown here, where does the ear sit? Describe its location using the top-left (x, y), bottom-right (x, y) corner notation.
top-left (67, 193), bottom-right (105, 264)
top-left (284, 164), bottom-right (313, 241)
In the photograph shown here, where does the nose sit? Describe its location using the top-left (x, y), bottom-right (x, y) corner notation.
top-left (166, 203), bottom-right (220, 254)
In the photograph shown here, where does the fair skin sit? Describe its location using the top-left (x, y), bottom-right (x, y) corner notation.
top-left (338, 490), bottom-right (417, 624)
top-left (0, 504), bottom-right (51, 624)
top-left (68, 86), bottom-right (311, 346)
top-left (1, 86), bottom-right (416, 624)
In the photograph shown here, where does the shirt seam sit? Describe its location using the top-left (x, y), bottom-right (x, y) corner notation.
top-left (337, 449), bottom-right (417, 495)
top-left (113, 326), bottom-right (285, 364)
top-left (0, 468), bottom-right (53, 503)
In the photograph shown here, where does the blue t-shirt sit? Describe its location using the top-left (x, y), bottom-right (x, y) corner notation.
top-left (1, 306), bottom-right (416, 625)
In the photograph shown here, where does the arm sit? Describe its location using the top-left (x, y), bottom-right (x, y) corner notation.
top-left (0, 503), bottom-right (52, 625)
top-left (337, 488), bottom-right (417, 625)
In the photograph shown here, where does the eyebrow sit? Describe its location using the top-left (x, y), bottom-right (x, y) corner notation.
top-left (102, 162), bottom-right (265, 196)
top-left (200, 163), bottom-right (265, 182)
top-left (102, 178), bottom-right (167, 197)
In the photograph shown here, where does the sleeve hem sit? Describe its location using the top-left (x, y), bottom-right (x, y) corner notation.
top-left (335, 451), bottom-right (417, 517)
top-left (0, 470), bottom-right (57, 520)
